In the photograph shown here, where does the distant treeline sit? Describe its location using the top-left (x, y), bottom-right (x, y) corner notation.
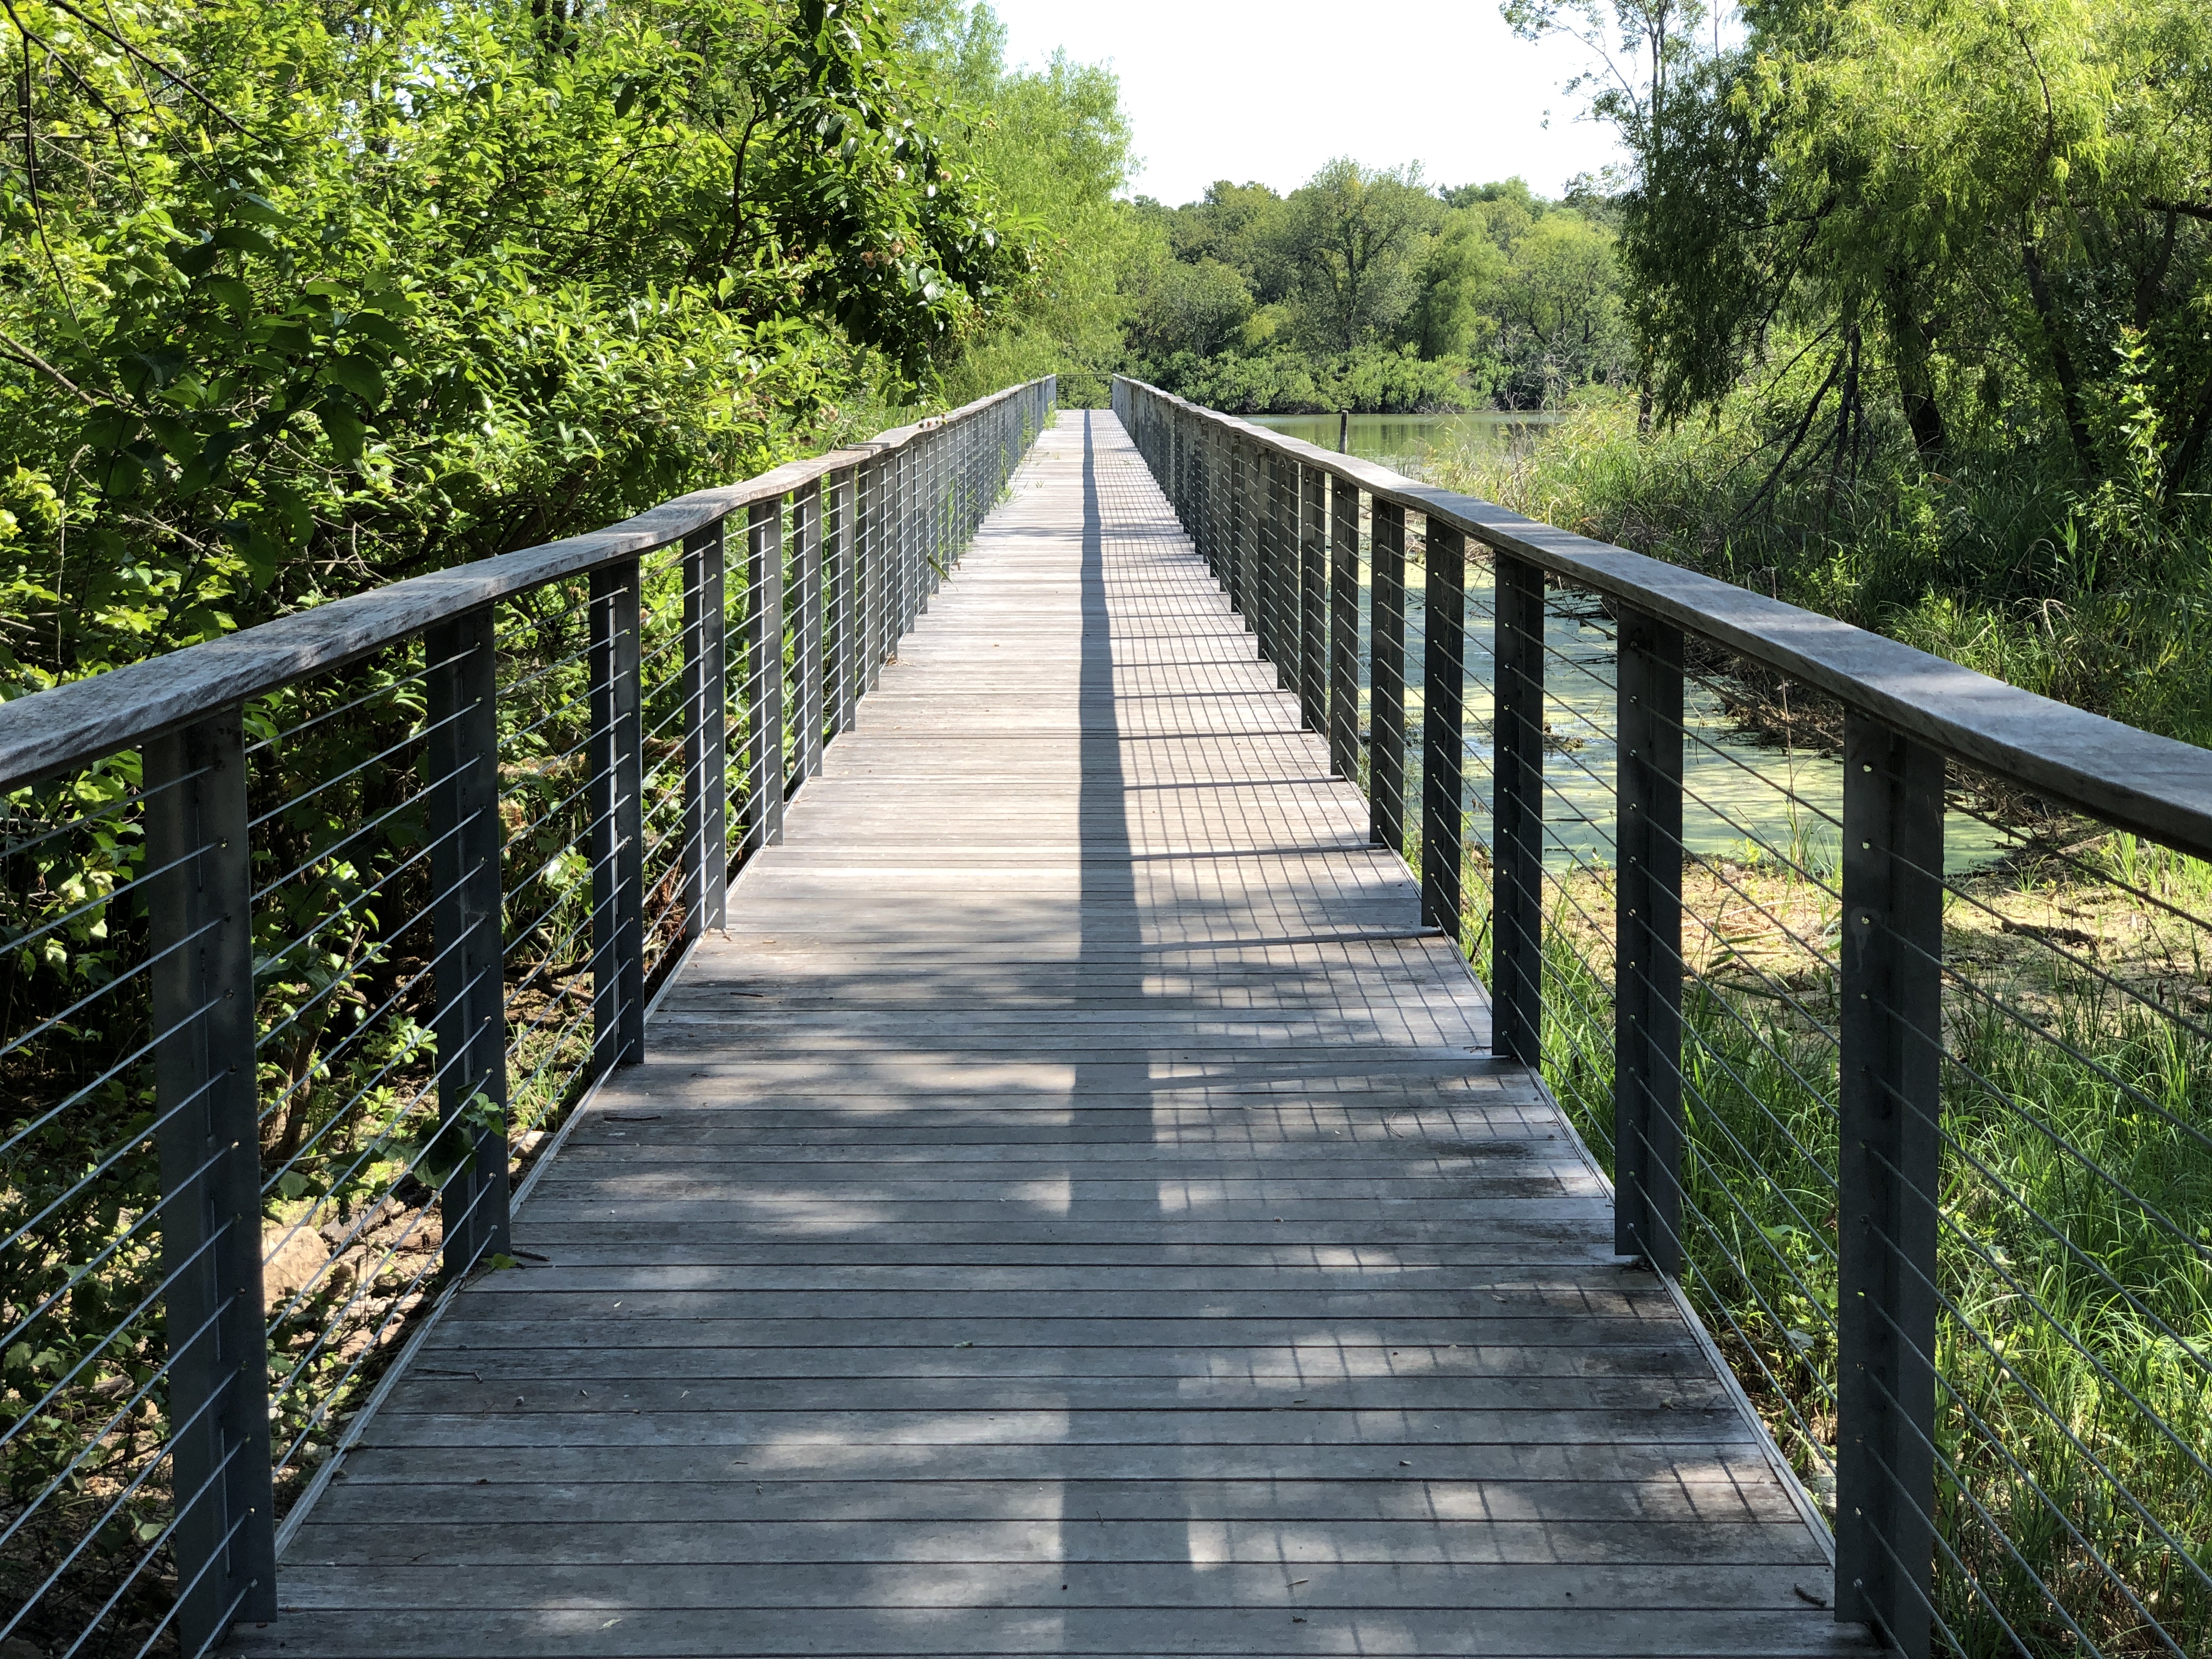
top-left (1121, 168), bottom-right (1631, 415)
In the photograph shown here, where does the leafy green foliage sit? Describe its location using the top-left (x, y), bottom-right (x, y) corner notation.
top-left (902, 1), bottom-right (1137, 406)
top-left (0, 0), bottom-right (1031, 696)
top-left (1125, 166), bottom-right (1630, 414)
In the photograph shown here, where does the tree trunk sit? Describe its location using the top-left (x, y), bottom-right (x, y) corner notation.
top-left (1884, 290), bottom-right (1949, 462)
top-left (2022, 244), bottom-right (2096, 476)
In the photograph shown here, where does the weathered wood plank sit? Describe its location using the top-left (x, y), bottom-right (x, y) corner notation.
top-left (238, 1605), bottom-right (1874, 1657)
top-left (285, 1516), bottom-right (1820, 1567)
top-left (295, 1476), bottom-right (1807, 1529)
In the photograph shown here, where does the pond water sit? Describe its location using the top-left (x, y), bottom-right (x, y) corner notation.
top-left (1249, 411), bottom-right (1558, 478)
top-left (1359, 556), bottom-right (2013, 881)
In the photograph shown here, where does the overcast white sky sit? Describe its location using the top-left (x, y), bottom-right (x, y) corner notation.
top-left (984, 0), bottom-right (1631, 205)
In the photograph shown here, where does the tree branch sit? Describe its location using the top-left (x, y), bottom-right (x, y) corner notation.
top-left (0, 326), bottom-right (99, 405)
top-left (42, 0), bottom-right (246, 132)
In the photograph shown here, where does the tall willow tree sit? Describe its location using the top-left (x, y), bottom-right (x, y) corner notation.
top-left (1622, 0), bottom-right (2212, 495)
top-left (0, 0), bottom-right (1029, 693)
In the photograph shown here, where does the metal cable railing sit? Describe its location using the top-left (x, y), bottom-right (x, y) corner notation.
top-left (0, 377), bottom-right (1054, 1659)
top-left (1118, 373), bottom-right (2212, 1659)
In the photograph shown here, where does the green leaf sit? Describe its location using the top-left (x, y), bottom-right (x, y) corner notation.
top-left (212, 224), bottom-right (277, 256)
top-left (345, 313), bottom-right (409, 351)
top-left (228, 191), bottom-right (287, 225)
top-left (322, 356), bottom-right (385, 404)
top-left (319, 400), bottom-right (369, 465)
top-left (169, 238), bottom-right (220, 278)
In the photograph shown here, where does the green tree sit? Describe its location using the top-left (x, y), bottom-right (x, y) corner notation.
top-left (1282, 160), bottom-right (1441, 352)
top-left (1127, 257), bottom-right (1256, 361)
top-left (0, 0), bottom-right (1026, 693)
top-left (1620, 0), bottom-right (2212, 493)
top-left (1408, 211), bottom-right (1508, 360)
top-left (904, 2), bottom-right (1139, 404)
top-left (1492, 210), bottom-right (1632, 404)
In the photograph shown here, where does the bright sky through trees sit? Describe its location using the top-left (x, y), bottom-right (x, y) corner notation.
top-left (986, 0), bottom-right (1629, 203)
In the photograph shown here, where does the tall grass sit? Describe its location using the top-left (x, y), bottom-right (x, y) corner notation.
top-left (1426, 396), bottom-right (2212, 748)
top-left (1455, 828), bottom-right (2212, 1657)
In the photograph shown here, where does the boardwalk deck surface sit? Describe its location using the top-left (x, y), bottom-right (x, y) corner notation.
top-left (246, 413), bottom-right (1863, 1657)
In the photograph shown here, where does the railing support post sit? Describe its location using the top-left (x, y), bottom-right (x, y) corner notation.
top-left (746, 500), bottom-right (786, 850)
top-left (144, 709), bottom-right (278, 1652)
top-left (1614, 609), bottom-right (1684, 1272)
top-left (1492, 553), bottom-right (1544, 1065)
top-left (1234, 440), bottom-right (1256, 629)
top-left (425, 606), bottom-right (512, 1273)
top-left (1423, 523), bottom-right (1466, 934)
top-left (896, 445), bottom-right (916, 641)
top-left (794, 479), bottom-right (825, 785)
top-left (858, 456), bottom-right (884, 695)
top-left (830, 468), bottom-right (857, 739)
top-left (589, 560), bottom-right (645, 1069)
top-left (1300, 464), bottom-right (1327, 732)
top-left (1328, 475), bottom-right (1361, 779)
top-left (1209, 426), bottom-right (1228, 591)
top-left (682, 521), bottom-right (729, 936)
top-left (1369, 501), bottom-right (1408, 853)
top-left (1268, 452), bottom-right (1295, 689)
top-left (1837, 715), bottom-right (1944, 1659)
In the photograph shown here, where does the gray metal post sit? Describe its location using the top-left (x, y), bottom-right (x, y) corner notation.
top-left (1369, 500), bottom-right (1408, 853)
top-left (1328, 474), bottom-right (1361, 779)
top-left (1614, 608), bottom-right (1684, 1272)
top-left (746, 499), bottom-right (786, 849)
top-left (1837, 714), bottom-right (1944, 1659)
top-left (830, 469), bottom-right (856, 738)
top-left (1423, 523), bottom-right (1466, 935)
top-left (897, 445), bottom-right (916, 641)
top-left (682, 521), bottom-right (729, 934)
top-left (1492, 553), bottom-right (1545, 1065)
top-left (1268, 452), bottom-right (1294, 687)
top-left (1300, 464), bottom-right (1327, 732)
top-left (589, 560), bottom-right (645, 1069)
top-left (929, 428), bottom-right (945, 605)
top-left (1203, 418), bottom-right (1221, 579)
top-left (425, 607), bottom-right (511, 1273)
top-left (144, 709), bottom-right (278, 1651)
top-left (1234, 441), bottom-right (1256, 629)
top-left (1263, 447), bottom-right (1277, 665)
top-left (925, 431), bottom-right (941, 605)
top-left (794, 479), bottom-right (825, 784)
top-left (858, 456), bottom-right (883, 693)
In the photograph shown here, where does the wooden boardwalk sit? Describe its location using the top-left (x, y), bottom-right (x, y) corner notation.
top-left (248, 413), bottom-right (1862, 1657)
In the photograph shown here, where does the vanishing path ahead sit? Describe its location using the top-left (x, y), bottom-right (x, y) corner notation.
top-left (250, 413), bottom-right (1856, 1657)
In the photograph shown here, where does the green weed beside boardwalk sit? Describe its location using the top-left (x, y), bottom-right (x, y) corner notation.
top-left (1453, 822), bottom-right (2212, 1658)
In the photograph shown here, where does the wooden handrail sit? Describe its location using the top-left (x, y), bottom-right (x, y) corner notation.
top-left (0, 380), bottom-right (1048, 791)
top-left (1115, 375), bottom-right (2212, 862)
